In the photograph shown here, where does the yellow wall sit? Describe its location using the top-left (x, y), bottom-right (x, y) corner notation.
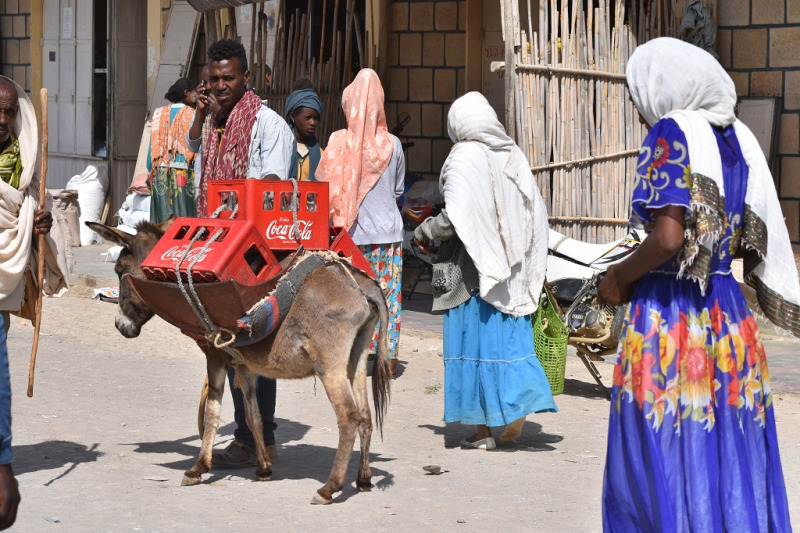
top-left (147, 0), bottom-right (163, 102)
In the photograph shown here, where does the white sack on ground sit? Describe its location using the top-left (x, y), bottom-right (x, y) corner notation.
top-left (67, 165), bottom-right (109, 245)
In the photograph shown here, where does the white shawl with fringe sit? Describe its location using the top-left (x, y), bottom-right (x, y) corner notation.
top-left (627, 38), bottom-right (800, 336)
top-left (439, 92), bottom-right (549, 317)
top-left (0, 76), bottom-right (68, 312)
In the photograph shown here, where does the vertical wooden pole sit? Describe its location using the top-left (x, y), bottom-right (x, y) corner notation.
top-left (318, 0), bottom-right (329, 86)
top-left (250, 3), bottom-right (258, 90)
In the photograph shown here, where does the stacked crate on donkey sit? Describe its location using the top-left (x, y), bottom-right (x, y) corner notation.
top-left (141, 218), bottom-right (282, 285)
top-left (206, 180), bottom-right (375, 277)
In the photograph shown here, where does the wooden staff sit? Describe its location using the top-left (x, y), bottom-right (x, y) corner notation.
top-left (28, 88), bottom-right (48, 398)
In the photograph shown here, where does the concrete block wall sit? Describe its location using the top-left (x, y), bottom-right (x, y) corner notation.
top-left (0, 0), bottom-right (32, 91)
top-left (717, 1), bottom-right (800, 242)
top-left (385, 0), bottom-right (467, 180)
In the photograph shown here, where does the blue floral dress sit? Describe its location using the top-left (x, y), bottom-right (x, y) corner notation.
top-left (359, 242), bottom-right (402, 359)
top-left (602, 119), bottom-right (792, 532)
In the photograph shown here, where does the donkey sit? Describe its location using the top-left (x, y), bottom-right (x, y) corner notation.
top-left (88, 219), bottom-right (392, 504)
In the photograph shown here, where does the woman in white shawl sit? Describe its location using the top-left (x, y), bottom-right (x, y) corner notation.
top-left (414, 92), bottom-right (557, 450)
top-left (597, 38), bottom-right (797, 531)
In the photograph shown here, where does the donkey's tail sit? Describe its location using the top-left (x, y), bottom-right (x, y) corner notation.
top-left (369, 284), bottom-right (392, 439)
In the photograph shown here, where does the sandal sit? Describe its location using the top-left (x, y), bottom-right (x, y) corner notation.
top-left (213, 441), bottom-right (256, 468)
top-left (460, 437), bottom-right (496, 450)
top-left (213, 441), bottom-right (278, 468)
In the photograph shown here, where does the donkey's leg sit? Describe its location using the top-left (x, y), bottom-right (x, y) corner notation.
top-left (312, 370), bottom-right (361, 505)
top-left (183, 349), bottom-right (229, 486)
top-left (234, 366), bottom-right (272, 481)
top-left (350, 321), bottom-right (377, 492)
top-left (197, 374), bottom-right (209, 437)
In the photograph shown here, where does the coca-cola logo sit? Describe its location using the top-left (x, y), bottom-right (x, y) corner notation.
top-left (265, 220), bottom-right (314, 241)
top-left (160, 245), bottom-right (212, 264)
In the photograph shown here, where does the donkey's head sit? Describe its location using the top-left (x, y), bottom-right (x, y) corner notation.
top-left (86, 217), bottom-right (175, 338)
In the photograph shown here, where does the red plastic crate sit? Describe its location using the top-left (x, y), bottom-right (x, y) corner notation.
top-left (329, 227), bottom-right (376, 279)
top-left (206, 180), bottom-right (330, 251)
top-left (141, 217), bottom-right (281, 285)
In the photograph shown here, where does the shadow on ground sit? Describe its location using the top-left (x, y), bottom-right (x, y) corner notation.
top-left (122, 418), bottom-right (396, 500)
top-left (13, 440), bottom-right (103, 485)
top-left (561, 377), bottom-right (611, 400)
top-left (419, 421), bottom-right (564, 452)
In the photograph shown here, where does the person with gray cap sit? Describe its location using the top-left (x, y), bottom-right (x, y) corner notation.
top-left (284, 82), bottom-right (323, 181)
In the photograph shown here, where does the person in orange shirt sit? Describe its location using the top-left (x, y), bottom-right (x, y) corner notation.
top-left (147, 77), bottom-right (198, 222)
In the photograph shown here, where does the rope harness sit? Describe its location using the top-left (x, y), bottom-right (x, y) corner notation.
top-left (172, 179), bottom-right (304, 361)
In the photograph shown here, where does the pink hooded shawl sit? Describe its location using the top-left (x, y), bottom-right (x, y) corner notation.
top-left (315, 69), bottom-right (394, 229)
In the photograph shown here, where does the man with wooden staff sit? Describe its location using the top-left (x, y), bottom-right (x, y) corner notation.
top-left (0, 76), bottom-right (68, 529)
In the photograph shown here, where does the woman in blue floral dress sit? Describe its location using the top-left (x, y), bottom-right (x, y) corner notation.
top-left (598, 38), bottom-right (798, 532)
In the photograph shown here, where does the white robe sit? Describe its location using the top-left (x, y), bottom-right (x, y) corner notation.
top-left (440, 92), bottom-right (549, 317)
top-left (0, 76), bottom-right (68, 312)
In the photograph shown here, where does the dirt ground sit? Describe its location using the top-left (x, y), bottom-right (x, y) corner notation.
top-left (4, 287), bottom-right (799, 531)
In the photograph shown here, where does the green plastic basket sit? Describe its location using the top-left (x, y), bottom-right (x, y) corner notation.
top-left (533, 285), bottom-right (569, 395)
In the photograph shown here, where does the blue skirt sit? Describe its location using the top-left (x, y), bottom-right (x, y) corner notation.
top-left (443, 294), bottom-right (558, 427)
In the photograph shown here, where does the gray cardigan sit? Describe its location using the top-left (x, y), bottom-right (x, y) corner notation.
top-left (414, 208), bottom-right (480, 311)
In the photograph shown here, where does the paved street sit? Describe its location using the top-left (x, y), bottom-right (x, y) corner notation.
top-left (1, 245), bottom-right (797, 531)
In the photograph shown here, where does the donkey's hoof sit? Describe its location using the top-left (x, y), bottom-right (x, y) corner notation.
top-left (255, 467), bottom-right (272, 482)
top-left (356, 478), bottom-right (373, 492)
top-left (181, 473), bottom-right (202, 486)
top-left (311, 491), bottom-right (333, 505)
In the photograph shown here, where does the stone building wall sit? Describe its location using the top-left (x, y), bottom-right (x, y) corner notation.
top-left (385, 0), bottom-right (467, 180)
top-left (0, 0), bottom-right (32, 91)
top-left (717, 2), bottom-right (800, 242)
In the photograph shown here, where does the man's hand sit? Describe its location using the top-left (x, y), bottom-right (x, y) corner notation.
top-left (194, 91), bottom-right (220, 117)
top-left (194, 93), bottom-right (209, 115)
top-left (206, 91), bottom-right (220, 115)
top-left (0, 464), bottom-right (20, 530)
top-left (33, 209), bottom-right (52, 235)
top-left (189, 90), bottom-right (219, 144)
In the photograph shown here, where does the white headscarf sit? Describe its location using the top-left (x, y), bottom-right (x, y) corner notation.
top-left (0, 76), bottom-right (68, 312)
top-left (627, 38), bottom-right (800, 336)
top-left (627, 37), bottom-right (736, 128)
top-left (440, 92), bottom-right (549, 316)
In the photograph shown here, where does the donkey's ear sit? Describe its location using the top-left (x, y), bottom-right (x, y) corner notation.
top-left (86, 221), bottom-right (135, 249)
top-left (155, 215), bottom-right (177, 234)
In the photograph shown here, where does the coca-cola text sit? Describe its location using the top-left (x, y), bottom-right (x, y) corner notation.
top-left (265, 219), bottom-right (314, 241)
top-left (160, 245), bottom-right (213, 264)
